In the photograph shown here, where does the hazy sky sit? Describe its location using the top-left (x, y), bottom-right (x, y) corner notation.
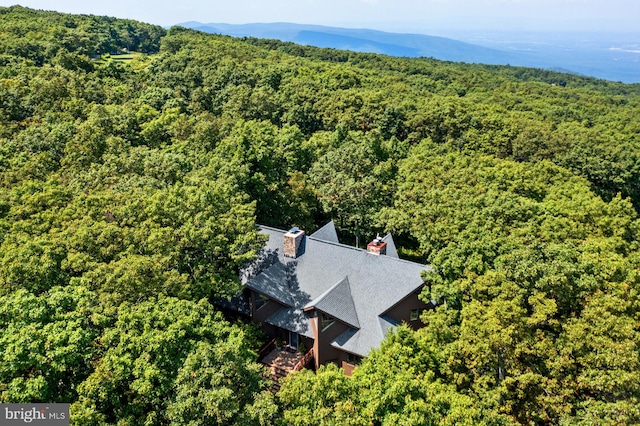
top-left (1, 0), bottom-right (638, 33)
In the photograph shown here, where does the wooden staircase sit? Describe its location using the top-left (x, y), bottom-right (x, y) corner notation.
top-left (269, 364), bottom-right (290, 392)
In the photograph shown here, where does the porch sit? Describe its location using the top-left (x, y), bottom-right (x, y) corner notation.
top-left (258, 339), bottom-right (315, 391)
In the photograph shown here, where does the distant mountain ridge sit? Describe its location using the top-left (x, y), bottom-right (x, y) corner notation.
top-left (178, 22), bottom-right (531, 65)
top-left (175, 22), bottom-right (640, 83)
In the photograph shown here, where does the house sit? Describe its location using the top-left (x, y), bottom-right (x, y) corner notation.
top-left (223, 222), bottom-right (433, 375)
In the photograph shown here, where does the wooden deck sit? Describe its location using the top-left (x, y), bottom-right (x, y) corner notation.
top-left (260, 347), bottom-right (314, 392)
top-left (262, 348), bottom-right (303, 371)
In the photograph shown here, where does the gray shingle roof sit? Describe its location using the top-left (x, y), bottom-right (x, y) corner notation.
top-left (244, 262), bottom-right (296, 306)
top-left (305, 276), bottom-right (360, 328)
top-left (310, 221), bottom-right (340, 243)
top-left (266, 307), bottom-right (314, 338)
top-left (243, 225), bottom-right (430, 357)
top-left (381, 233), bottom-right (399, 258)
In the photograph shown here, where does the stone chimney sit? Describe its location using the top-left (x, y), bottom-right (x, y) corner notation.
top-left (283, 227), bottom-right (305, 258)
top-left (366, 234), bottom-right (387, 256)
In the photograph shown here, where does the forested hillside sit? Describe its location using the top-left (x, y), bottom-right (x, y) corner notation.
top-left (1, 6), bottom-right (639, 425)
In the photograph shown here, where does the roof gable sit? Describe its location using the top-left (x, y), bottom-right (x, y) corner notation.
top-left (381, 233), bottom-right (399, 258)
top-left (305, 276), bottom-right (360, 328)
top-left (310, 221), bottom-right (340, 243)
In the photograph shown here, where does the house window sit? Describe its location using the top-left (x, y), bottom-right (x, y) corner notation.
top-left (321, 313), bottom-right (335, 331)
top-left (347, 353), bottom-right (361, 365)
top-left (289, 331), bottom-right (299, 350)
top-left (255, 293), bottom-right (269, 311)
top-left (410, 308), bottom-right (424, 321)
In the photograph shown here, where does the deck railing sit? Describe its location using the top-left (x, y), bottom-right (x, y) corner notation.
top-left (258, 337), bottom-right (277, 361)
top-left (293, 348), bottom-right (314, 372)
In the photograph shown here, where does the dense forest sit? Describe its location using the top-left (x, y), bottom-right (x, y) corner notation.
top-left (1, 5), bottom-right (639, 425)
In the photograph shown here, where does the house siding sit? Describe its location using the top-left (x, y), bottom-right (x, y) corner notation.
top-left (341, 361), bottom-right (356, 376)
top-left (249, 290), bottom-right (286, 323)
top-left (384, 286), bottom-right (431, 330)
top-left (310, 314), bottom-right (352, 369)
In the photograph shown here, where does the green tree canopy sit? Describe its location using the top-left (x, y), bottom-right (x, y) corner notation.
top-left (73, 296), bottom-right (268, 425)
top-left (380, 142), bottom-right (640, 424)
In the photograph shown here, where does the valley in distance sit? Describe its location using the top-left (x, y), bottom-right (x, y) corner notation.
top-left (179, 21), bottom-right (640, 84)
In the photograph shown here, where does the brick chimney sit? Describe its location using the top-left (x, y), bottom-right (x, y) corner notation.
top-left (283, 227), bottom-right (305, 258)
top-left (367, 234), bottom-right (387, 256)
